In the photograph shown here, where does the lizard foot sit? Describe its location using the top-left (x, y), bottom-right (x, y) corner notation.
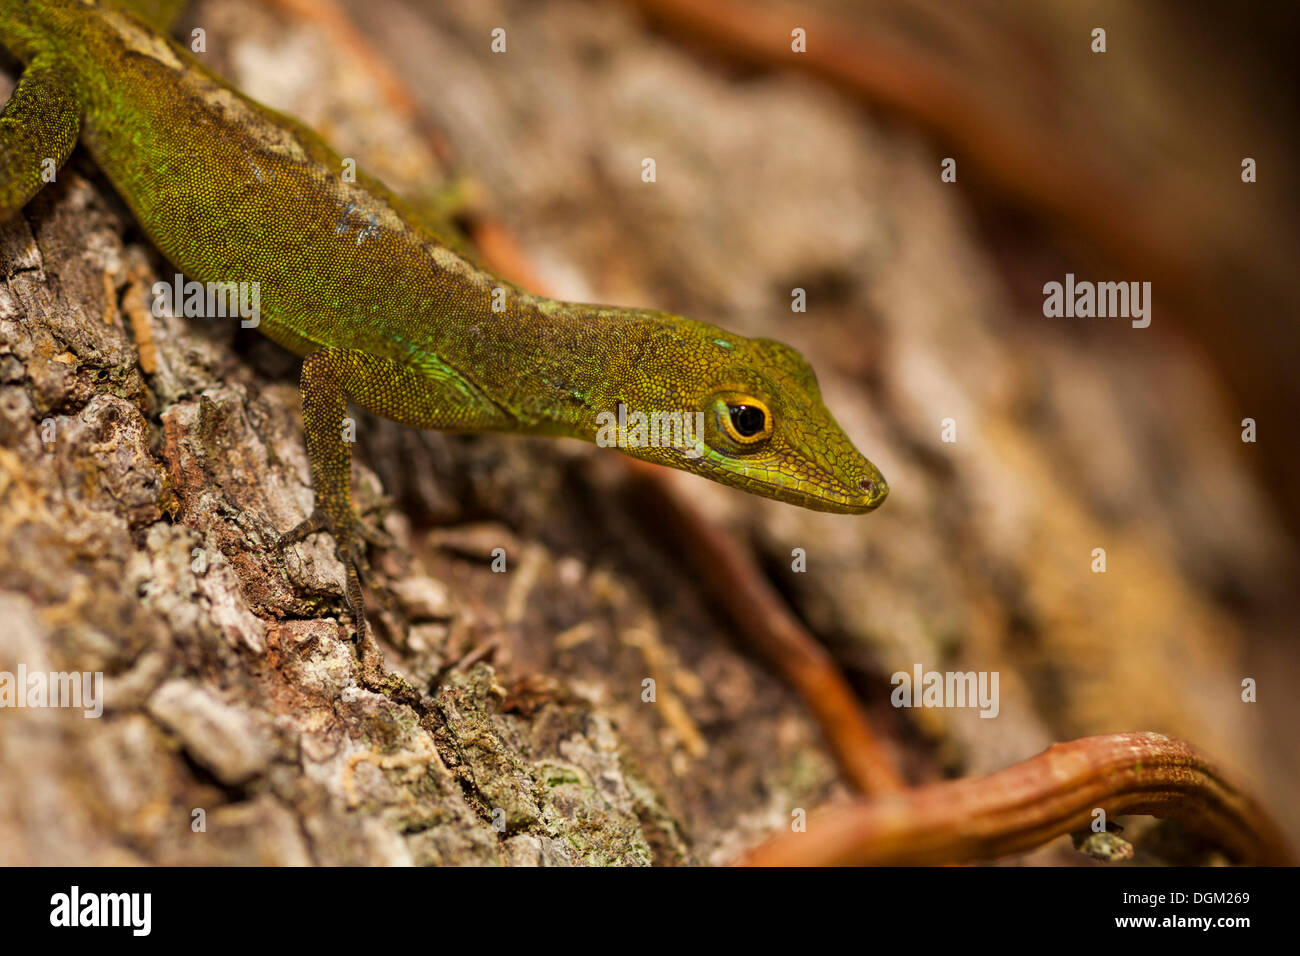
top-left (278, 508), bottom-right (378, 634)
top-left (278, 508), bottom-right (419, 703)
top-left (279, 504), bottom-right (393, 554)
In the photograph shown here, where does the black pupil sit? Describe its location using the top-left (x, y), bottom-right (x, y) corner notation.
top-left (729, 404), bottom-right (766, 437)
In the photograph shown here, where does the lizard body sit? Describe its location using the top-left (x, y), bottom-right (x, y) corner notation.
top-left (1, 0), bottom-right (887, 633)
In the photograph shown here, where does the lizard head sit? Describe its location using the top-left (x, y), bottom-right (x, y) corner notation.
top-left (593, 314), bottom-right (888, 514)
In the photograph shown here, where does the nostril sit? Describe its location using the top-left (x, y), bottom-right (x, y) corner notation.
top-left (859, 476), bottom-right (889, 503)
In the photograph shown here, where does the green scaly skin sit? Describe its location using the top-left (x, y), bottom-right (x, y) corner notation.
top-left (0, 0), bottom-right (888, 637)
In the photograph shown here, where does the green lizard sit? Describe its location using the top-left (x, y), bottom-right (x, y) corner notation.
top-left (0, 0), bottom-right (888, 638)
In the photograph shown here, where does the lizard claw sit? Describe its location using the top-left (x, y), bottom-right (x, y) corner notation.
top-left (277, 510), bottom-right (329, 552)
top-left (355, 500), bottom-right (398, 550)
top-left (278, 506), bottom-right (393, 555)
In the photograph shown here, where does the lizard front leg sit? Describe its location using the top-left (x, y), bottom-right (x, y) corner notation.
top-left (280, 347), bottom-right (379, 644)
top-left (0, 57), bottom-right (80, 223)
top-left (281, 345), bottom-right (512, 646)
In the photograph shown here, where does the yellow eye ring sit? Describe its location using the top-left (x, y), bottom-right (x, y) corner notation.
top-left (718, 396), bottom-right (773, 444)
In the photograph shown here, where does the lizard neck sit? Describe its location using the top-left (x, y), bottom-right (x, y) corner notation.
top-left (420, 292), bottom-right (665, 439)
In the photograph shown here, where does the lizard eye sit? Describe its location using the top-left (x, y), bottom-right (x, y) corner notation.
top-left (729, 404), bottom-right (766, 437)
top-left (720, 397), bottom-right (773, 444)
